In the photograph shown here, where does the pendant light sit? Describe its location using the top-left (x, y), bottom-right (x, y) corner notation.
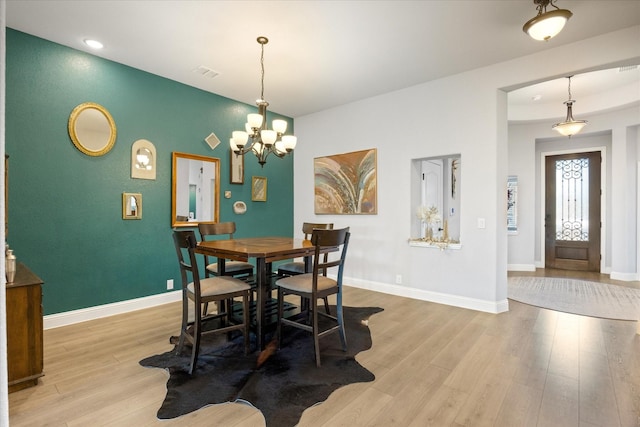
top-left (523, 0), bottom-right (572, 41)
top-left (552, 76), bottom-right (588, 137)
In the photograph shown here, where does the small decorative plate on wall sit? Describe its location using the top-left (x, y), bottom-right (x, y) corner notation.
top-left (233, 201), bottom-right (247, 215)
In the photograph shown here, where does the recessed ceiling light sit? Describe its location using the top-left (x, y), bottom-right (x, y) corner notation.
top-left (532, 94), bottom-right (542, 101)
top-left (84, 39), bottom-right (104, 49)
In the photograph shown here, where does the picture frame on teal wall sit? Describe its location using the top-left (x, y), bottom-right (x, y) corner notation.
top-left (122, 192), bottom-right (142, 219)
top-left (230, 148), bottom-right (244, 184)
top-left (252, 176), bottom-right (267, 201)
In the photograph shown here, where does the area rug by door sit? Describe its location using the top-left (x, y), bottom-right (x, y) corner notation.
top-left (508, 276), bottom-right (640, 320)
top-left (140, 306), bottom-right (383, 427)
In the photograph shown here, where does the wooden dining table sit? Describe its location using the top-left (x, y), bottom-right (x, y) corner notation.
top-left (195, 236), bottom-right (317, 350)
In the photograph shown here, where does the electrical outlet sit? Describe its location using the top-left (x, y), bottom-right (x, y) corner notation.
top-left (167, 279), bottom-right (174, 290)
top-left (395, 274), bottom-right (402, 285)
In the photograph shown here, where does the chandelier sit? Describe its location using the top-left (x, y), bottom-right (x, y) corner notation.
top-left (552, 76), bottom-right (588, 137)
top-left (523, 0), bottom-right (572, 41)
top-left (230, 36), bottom-right (297, 167)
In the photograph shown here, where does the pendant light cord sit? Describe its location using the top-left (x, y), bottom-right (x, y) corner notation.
top-left (260, 41), bottom-right (265, 102)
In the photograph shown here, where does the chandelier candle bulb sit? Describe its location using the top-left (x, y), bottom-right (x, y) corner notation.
top-left (232, 131), bottom-right (249, 147)
top-left (248, 114), bottom-right (263, 129)
top-left (273, 120), bottom-right (287, 134)
top-left (282, 135), bottom-right (297, 151)
top-left (261, 130), bottom-right (277, 145)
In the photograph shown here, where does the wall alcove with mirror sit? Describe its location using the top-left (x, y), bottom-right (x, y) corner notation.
top-left (410, 154), bottom-right (462, 248)
top-left (171, 152), bottom-right (220, 227)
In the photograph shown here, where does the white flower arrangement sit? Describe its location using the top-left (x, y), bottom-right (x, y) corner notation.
top-left (417, 205), bottom-right (442, 225)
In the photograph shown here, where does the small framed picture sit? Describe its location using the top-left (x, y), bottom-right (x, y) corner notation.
top-left (251, 176), bottom-right (267, 202)
top-left (122, 192), bottom-right (142, 219)
top-left (230, 148), bottom-right (244, 184)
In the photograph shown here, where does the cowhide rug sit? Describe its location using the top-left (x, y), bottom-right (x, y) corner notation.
top-left (139, 305), bottom-right (383, 426)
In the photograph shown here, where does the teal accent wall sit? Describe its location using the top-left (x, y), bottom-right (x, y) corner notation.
top-left (5, 29), bottom-right (294, 315)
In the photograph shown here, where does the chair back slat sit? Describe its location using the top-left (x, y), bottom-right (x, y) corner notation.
top-left (172, 230), bottom-right (202, 294)
top-left (197, 222), bottom-right (241, 277)
top-left (198, 221), bottom-right (237, 239)
top-left (311, 227), bottom-right (350, 287)
top-left (302, 222), bottom-right (333, 239)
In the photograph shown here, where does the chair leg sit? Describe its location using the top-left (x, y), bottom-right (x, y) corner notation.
top-left (177, 293), bottom-right (189, 354)
top-left (189, 303), bottom-right (202, 375)
top-left (323, 297), bottom-right (331, 314)
top-left (243, 292), bottom-right (250, 355)
top-left (276, 287), bottom-right (284, 350)
top-left (202, 302), bottom-right (209, 316)
top-left (336, 295), bottom-right (347, 352)
top-left (312, 297), bottom-right (321, 367)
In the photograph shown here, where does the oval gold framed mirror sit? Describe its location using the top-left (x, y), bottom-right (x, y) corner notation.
top-left (68, 102), bottom-right (117, 156)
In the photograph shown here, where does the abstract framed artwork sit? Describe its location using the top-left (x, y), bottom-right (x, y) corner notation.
top-left (252, 176), bottom-right (267, 202)
top-left (314, 148), bottom-right (377, 214)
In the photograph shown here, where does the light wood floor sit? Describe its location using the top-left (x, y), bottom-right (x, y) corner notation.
top-left (8, 270), bottom-right (640, 426)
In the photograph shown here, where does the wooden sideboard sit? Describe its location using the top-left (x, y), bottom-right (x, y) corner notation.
top-left (6, 262), bottom-right (44, 393)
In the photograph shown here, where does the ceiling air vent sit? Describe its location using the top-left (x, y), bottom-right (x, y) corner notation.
top-left (193, 65), bottom-right (220, 79)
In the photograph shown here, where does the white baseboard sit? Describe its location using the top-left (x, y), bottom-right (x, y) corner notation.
top-left (345, 277), bottom-right (509, 314)
top-left (507, 264), bottom-right (536, 272)
top-left (45, 275), bottom-right (517, 330)
top-left (44, 290), bottom-right (182, 330)
top-left (610, 271), bottom-right (639, 282)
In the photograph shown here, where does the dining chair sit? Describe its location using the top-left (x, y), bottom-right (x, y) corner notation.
top-left (198, 221), bottom-right (255, 314)
top-left (172, 230), bottom-right (251, 375)
top-left (198, 222), bottom-right (254, 279)
top-left (278, 222), bottom-right (333, 313)
top-left (277, 222), bottom-right (334, 276)
top-left (275, 227), bottom-right (350, 367)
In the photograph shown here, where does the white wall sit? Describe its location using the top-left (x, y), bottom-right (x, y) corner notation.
top-left (293, 26), bottom-right (640, 312)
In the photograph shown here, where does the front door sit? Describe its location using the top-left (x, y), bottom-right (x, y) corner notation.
top-left (545, 151), bottom-right (601, 271)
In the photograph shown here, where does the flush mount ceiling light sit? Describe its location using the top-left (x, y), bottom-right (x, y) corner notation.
top-left (230, 36), bottom-right (297, 167)
top-left (83, 39), bottom-right (104, 49)
top-left (552, 76), bottom-right (588, 137)
top-left (523, 0), bottom-right (572, 41)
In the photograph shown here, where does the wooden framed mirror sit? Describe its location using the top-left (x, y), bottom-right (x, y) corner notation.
top-left (68, 102), bottom-right (117, 156)
top-left (172, 152), bottom-right (220, 227)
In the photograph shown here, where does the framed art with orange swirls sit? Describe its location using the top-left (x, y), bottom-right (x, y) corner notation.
top-left (314, 148), bottom-right (377, 214)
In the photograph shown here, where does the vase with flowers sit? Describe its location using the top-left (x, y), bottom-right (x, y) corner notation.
top-left (417, 205), bottom-right (442, 241)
